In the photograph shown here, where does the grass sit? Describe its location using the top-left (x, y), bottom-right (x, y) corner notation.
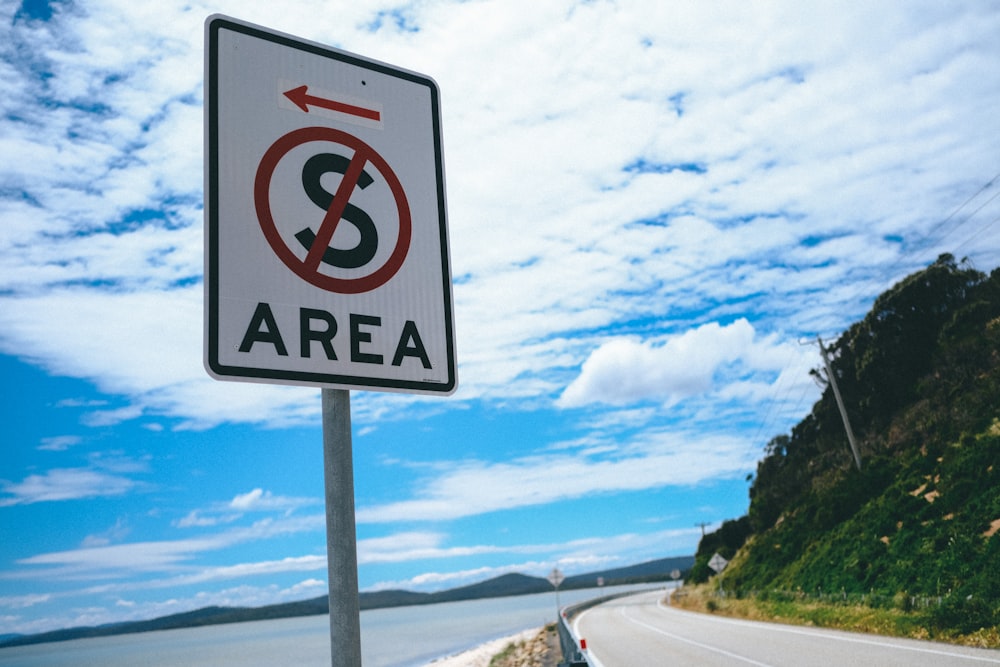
top-left (670, 584), bottom-right (1000, 649)
top-left (488, 640), bottom-right (523, 667)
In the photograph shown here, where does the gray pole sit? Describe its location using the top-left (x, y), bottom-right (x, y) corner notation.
top-left (322, 388), bottom-right (362, 666)
top-left (817, 337), bottom-right (862, 471)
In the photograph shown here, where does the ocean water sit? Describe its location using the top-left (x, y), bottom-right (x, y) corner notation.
top-left (0, 584), bottom-right (667, 667)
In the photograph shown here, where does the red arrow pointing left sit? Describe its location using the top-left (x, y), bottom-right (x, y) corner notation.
top-left (283, 85), bottom-right (381, 121)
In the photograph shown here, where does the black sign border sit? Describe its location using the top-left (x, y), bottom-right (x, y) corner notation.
top-left (205, 15), bottom-right (457, 395)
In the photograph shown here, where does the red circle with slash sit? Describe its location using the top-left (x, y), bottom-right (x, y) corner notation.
top-left (254, 126), bottom-right (411, 294)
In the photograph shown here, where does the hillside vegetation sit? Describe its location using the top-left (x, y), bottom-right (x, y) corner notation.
top-left (689, 255), bottom-right (1000, 639)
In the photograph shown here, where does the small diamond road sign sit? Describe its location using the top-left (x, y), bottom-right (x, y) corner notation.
top-left (205, 15), bottom-right (456, 394)
top-left (708, 552), bottom-right (729, 574)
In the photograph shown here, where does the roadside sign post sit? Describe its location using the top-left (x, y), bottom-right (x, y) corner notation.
top-left (708, 553), bottom-right (728, 596)
top-left (205, 14), bottom-right (456, 667)
top-left (323, 388), bottom-right (361, 665)
top-left (708, 552), bottom-right (728, 574)
top-left (548, 567), bottom-right (565, 618)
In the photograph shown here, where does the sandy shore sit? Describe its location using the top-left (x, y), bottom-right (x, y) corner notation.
top-left (424, 627), bottom-right (541, 667)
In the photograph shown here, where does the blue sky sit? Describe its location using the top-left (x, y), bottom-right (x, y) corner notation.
top-left (2, 0), bottom-right (1000, 638)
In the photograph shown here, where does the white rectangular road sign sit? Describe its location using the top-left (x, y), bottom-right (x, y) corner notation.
top-left (205, 15), bottom-right (456, 394)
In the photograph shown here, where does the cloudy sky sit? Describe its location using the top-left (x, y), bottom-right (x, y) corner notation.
top-left (3, 0), bottom-right (1000, 638)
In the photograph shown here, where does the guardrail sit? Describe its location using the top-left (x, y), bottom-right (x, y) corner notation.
top-left (557, 587), bottom-right (668, 667)
top-left (556, 606), bottom-right (589, 667)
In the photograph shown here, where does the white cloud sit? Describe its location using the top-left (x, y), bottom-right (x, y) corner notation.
top-left (80, 518), bottom-right (132, 549)
top-left (174, 510), bottom-right (241, 528)
top-left (228, 488), bottom-right (318, 512)
top-left (357, 531), bottom-right (505, 565)
top-left (357, 429), bottom-right (754, 524)
top-left (15, 537), bottom-right (222, 575)
top-left (9, 513), bottom-right (326, 581)
top-left (158, 556), bottom-right (329, 587)
top-left (0, 593), bottom-right (52, 610)
top-left (0, 1), bottom-right (997, 431)
top-left (0, 286), bottom-right (327, 429)
top-left (37, 435), bottom-right (83, 452)
top-left (230, 488), bottom-right (270, 510)
top-left (558, 319), bottom-right (797, 407)
top-left (0, 468), bottom-right (140, 507)
top-left (170, 489), bottom-right (322, 529)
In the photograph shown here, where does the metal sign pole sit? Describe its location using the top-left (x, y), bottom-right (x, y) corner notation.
top-left (206, 19), bottom-right (455, 666)
top-left (322, 388), bottom-right (362, 667)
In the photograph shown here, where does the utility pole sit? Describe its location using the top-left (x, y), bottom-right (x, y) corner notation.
top-left (695, 522), bottom-right (710, 538)
top-left (817, 336), bottom-right (862, 471)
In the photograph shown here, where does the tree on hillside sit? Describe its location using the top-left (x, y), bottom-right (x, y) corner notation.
top-left (748, 255), bottom-right (990, 532)
top-left (831, 254), bottom-right (985, 434)
top-left (716, 255), bottom-right (1000, 633)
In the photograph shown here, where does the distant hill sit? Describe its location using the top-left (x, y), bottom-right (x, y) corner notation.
top-left (0, 605), bottom-right (273, 648)
top-left (430, 572), bottom-right (549, 601)
top-left (358, 555), bottom-right (694, 608)
top-left (564, 555), bottom-right (693, 588)
top-left (358, 588), bottom-right (430, 609)
top-left (690, 255), bottom-right (1000, 635)
top-left (0, 555), bottom-right (692, 648)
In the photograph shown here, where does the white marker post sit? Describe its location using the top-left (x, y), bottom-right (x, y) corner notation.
top-left (204, 15), bottom-right (456, 666)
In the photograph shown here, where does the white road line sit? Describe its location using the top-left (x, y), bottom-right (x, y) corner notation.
top-left (572, 607), bottom-right (607, 667)
top-left (656, 597), bottom-right (1000, 664)
top-left (575, 598), bottom-right (773, 667)
top-left (621, 603), bottom-right (775, 666)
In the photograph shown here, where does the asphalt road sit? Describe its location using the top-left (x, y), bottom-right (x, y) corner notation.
top-left (572, 589), bottom-right (1000, 667)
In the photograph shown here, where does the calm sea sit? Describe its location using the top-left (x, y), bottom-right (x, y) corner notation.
top-left (0, 584), bottom-right (668, 667)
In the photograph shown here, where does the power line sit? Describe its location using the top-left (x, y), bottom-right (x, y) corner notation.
top-left (918, 172), bottom-right (1000, 253)
top-left (954, 210), bottom-right (1000, 259)
top-left (881, 170), bottom-right (1000, 287)
top-left (746, 169), bottom-right (1000, 470)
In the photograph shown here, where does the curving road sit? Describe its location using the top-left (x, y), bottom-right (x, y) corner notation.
top-left (572, 589), bottom-right (1000, 667)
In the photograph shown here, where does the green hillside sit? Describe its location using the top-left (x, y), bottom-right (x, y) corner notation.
top-left (690, 255), bottom-right (1000, 637)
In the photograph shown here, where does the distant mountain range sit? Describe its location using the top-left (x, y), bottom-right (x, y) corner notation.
top-left (0, 555), bottom-right (692, 649)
